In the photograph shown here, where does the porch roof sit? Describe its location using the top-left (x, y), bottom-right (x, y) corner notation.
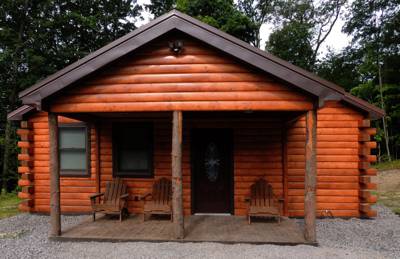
top-left (9, 10), bottom-right (384, 120)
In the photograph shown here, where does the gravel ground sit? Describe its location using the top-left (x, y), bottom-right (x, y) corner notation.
top-left (0, 205), bottom-right (399, 259)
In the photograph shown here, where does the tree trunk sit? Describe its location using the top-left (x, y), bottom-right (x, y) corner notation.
top-left (378, 64), bottom-right (391, 161)
top-left (1, 122), bottom-right (13, 192)
top-left (1, 85), bottom-right (18, 193)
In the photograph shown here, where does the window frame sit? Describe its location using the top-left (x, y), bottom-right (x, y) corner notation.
top-left (112, 122), bottom-right (154, 178)
top-left (58, 123), bottom-right (91, 177)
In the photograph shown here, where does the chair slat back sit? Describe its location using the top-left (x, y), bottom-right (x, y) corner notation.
top-left (152, 178), bottom-right (172, 206)
top-left (250, 178), bottom-right (274, 207)
top-left (104, 178), bottom-right (126, 205)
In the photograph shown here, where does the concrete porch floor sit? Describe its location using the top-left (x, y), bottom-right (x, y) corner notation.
top-left (57, 214), bottom-right (311, 245)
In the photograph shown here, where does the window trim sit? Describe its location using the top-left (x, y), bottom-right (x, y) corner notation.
top-left (112, 122), bottom-right (154, 178)
top-left (58, 123), bottom-right (91, 177)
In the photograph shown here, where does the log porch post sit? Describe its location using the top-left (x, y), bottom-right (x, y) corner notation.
top-left (172, 111), bottom-right (184, 239)
top-left (48, 112), bottom-right (61, 237)
top-left (304, 109), bottom-right (317, 243)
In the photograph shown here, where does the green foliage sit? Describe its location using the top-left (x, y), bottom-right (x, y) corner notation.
top-left (237, 0), bottom-right (274, 47)
top-left (374, 160), bottom-right (400, 171)
top-left (317, 47), bottom-right (364, 91)
top-left (0, 191), bottom-right (20, 219)
top-left (146, 0), bottom-right (258, 44)
top-left (341, 0), bottom-right (400, 161)
top-left (344, 0), bottom-right (400, 55)
top-left (266, 21), bottom-right (314, 70)
top-left (176, 0), bottom-right (258, 44)
top-left (265, 0), bottom-right (345, 71)
top-left (146, 0), bottom-right (175, 17)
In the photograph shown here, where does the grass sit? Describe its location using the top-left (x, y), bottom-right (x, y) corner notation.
top-left (378, 191), bottom-right (400, 215)
top-left (373, 160), bottom-right (400, 171)
top-left (375, 167), bottom-right (400, 216)
top-left (0, 192), bottom-right (20, 220)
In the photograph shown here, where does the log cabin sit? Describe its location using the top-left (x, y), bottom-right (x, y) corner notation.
top-left (8, 10), bottom-right (383, 242)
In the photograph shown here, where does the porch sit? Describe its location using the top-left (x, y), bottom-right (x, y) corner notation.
top-left (46, 110), bottom-right (317, 243)
top-left (57, 214), bottom-right (309, 245)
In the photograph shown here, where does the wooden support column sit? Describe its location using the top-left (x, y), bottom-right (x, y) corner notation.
top-left (48, 112), bottom-right (61, 237)
top-left (281, 124), bottom-right (288, 216)
top-left (95, 123), bottom-right (101, 193)
top-left (172, 111), bottom-right (184, 239)
top-left (304, 109), bottom-right (317, 243)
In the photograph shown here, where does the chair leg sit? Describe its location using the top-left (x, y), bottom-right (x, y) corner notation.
top-left (120, 211), bottom-right (122, 222)
top-left (93, 212), bottom-right (96, 222)
top-left (143, 213), bottom-right (146, 222)
top-left (248, 215), bottom-right (251, 225)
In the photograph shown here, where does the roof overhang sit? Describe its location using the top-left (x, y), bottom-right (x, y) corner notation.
top-left (12, 10), bottom-right (384, 120)
top-left (7, 105), bottom-right (35, 121)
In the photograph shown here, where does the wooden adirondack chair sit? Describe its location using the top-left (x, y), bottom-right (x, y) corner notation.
top-left (141, 177), bottom-right (172, 221)
top-left (245, 178), bottom-right (284, 224)
top-left (89, 178), bottom-right (129, 222)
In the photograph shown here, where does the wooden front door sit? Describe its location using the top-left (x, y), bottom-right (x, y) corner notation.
top-left (192, 129), bottom-right (233, 214)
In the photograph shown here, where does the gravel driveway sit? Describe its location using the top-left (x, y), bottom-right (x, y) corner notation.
top-left (0, 205), bottom-right (399, 259)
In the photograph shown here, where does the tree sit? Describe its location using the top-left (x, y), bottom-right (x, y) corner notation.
top-left (317, 47), bottom-right (364, 91)
top-left (344, 0), bottom-right (400, 161)
top-left (146, 0), bottom-right (175, 18)
top-left (0, 0), bottom-right (142, 192)
top-left (237, 0), bottom-right (274, 47)
top-left (266, 21), bottom-right (314, 70)
top-left (146, 0), bottom-right (258, 44)
top-left (265, 0), bottom-right (345, 70)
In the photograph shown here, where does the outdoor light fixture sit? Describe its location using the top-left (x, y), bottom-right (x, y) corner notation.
top-left (169, 40), bottom-right (184, 54)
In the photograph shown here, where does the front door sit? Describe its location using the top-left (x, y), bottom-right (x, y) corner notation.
top-left (192, 129), bottom-right (233, 214)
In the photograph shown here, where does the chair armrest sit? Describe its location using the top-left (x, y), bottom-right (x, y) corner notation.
top-left (244, 197), bottom-right (251, 203)
top-left (140, 193), bottom-right (152, 201)
top-left (119, 193), bottom-right (129, 199)
top-left (278, 198), bottom-right (284, 203)
top-left (89, 193), bottom-right (104, 199)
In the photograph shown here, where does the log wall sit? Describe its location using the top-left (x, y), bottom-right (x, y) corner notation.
top-left (97, 112), bottom-right (284, 216)
top-left (20, 103), bottom-right (377, 218)
top-left (21, 112), bottom-right (98, 213)
top-left (286, 101), bottom-right (377, 217)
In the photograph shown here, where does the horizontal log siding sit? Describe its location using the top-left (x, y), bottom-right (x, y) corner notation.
top-left (28, 112), bottom-right (284, 216)
top-left (287, 101), bottom-right (365, 217)
top-left (97, 113), bottom-right (283, 216)
top-left (26, 102), bottom-right (371, 218)
top-left (186, 114), bottom-right (284, 216)
top-left (28, 112), bottom-right (97, 213)
top-left (50, 34), bottom-right (312, 113)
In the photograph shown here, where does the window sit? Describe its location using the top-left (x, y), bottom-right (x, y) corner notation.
top-left (113, 123), bottom-right (153, 178)
top-left (59, 124), bottom-right (90, 176)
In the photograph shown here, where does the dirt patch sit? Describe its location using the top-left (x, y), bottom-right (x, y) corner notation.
top-left (375, 169), bottom-right (400, 215)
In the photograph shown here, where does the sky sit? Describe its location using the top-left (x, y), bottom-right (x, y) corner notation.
top-left (135, 0), bottom-right (352, 57)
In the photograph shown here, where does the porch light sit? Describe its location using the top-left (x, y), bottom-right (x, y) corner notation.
top-left (169, 40), bottom-right (184, 54)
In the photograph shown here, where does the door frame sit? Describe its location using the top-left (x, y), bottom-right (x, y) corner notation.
top-left (190, 128), bottom-right (234, 215)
